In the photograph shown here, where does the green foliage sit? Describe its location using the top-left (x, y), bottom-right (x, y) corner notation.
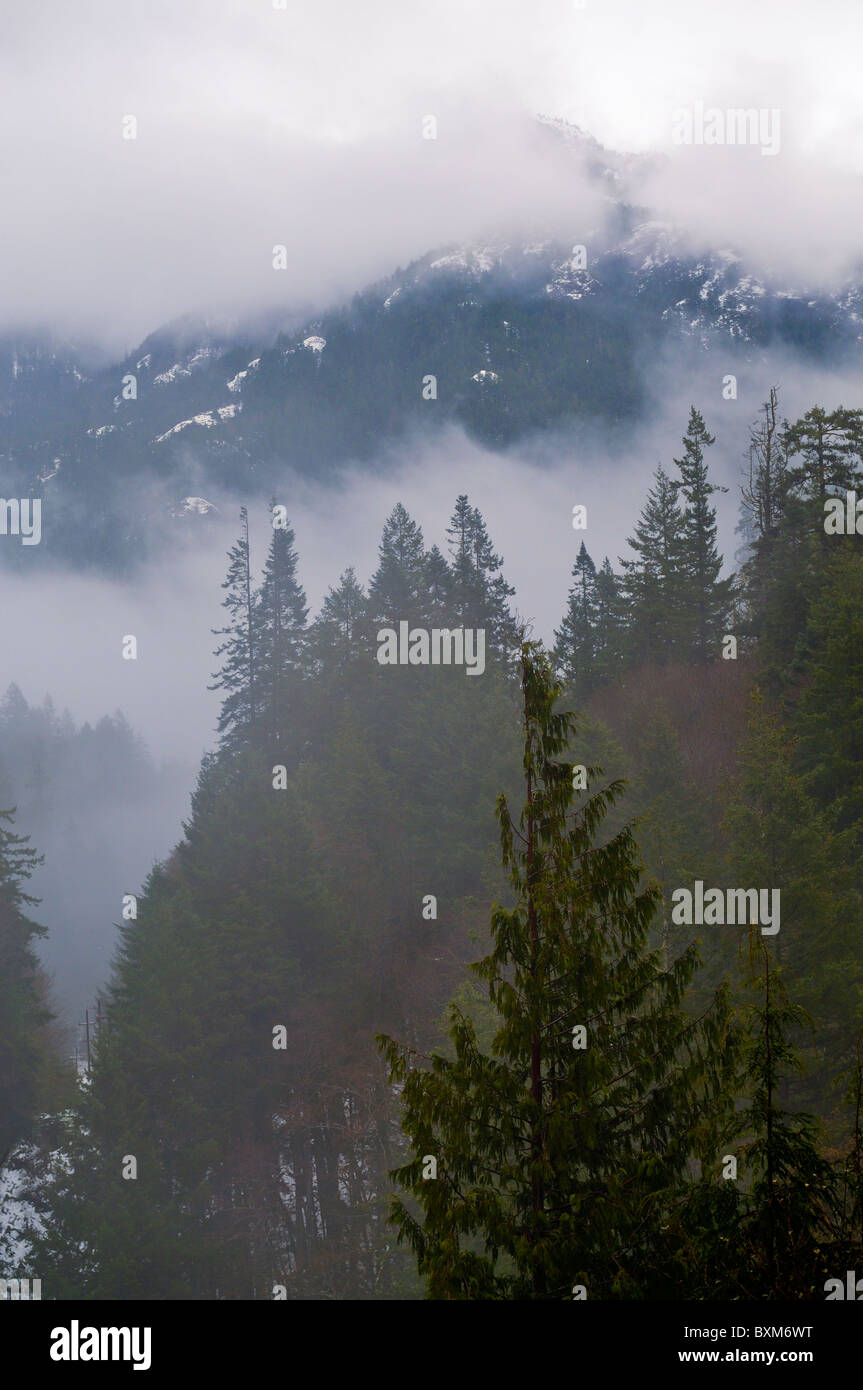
top-left (0, 808), bottom-right (49, 1159)
top-left (379, 644), bottom-right (737, 1299)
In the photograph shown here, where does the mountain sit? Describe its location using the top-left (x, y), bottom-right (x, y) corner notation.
top-left (2, 119), bottom-right (862, 572)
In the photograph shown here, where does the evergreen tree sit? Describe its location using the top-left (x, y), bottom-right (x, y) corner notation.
top-left (368, 502), bottom-right (430, 626)
top-left (592, 557), bottom-right (625, 685)
top-left (737, 939), bottom-right (836, 1298)
top-left (723, 689), bottom-right (861, 1096)
top-left (0, 808), bottom-right (47, 1161)
top-left (425, 545), bottom-right (452, 621)
top-left (210, 507), bottom-right (259, 752)
top-left (629, 709), bottom-right (708, 968)
top-left (739, 388), bottom-right (788, 641)
top-left (379, 642), bottom-right (735, 1299)
top-left (309, 567), bottom-right (370, 674)
top-left (553, 542), bottom-right (599, 696)
top-left (446, 495), bottom-right (517, 655)
top-left (672, 409), bottom-right (732, 661)
top-left (619, 464), bottom-right (687, 664)
top-left (783, 406), bottom-right (863, 514)
top-left (256, 507), bottom-right (309, 749)
top-left (795, 550), bottom-right (863, 829)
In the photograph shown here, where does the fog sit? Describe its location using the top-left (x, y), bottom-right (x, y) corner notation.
top-left (4, 0), bottom-right (863, 1038)
top-left (5, 336), bottom-right (860, 1028)
top-left (2, 1), bottom-right (863, 350)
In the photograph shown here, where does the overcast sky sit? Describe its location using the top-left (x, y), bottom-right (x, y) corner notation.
top-left (2, 0), bottom-right (862, 349)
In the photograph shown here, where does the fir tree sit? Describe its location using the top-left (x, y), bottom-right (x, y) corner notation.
top-left (553, 542), bottom-right (599, 696)
top-left (209, 507), bottom-right (259, 752)
top-left (795, 550), bottom-right (863, 830)
top-left (0, 808), bottom-right (47, 1160)
top-left (737, 939), bottom-right (836, 1298)
top-left (368, 502), bottom-right (430, 626)
top-left (592, 557), bottom-right (625, 685)
top-left (446, 495), bottom-right (517, 655)
top-left (309, 567), bottom-right (370, 674)
top-left (723, 689), bottom-right (861, 1096)
top-left (620, 464), bottom-right (687, 664)
top-left (783, 406), bottom-right (863, 513)
top-left (739, 388), bottom-right (789, 640)
top-left (672, 409), bottom-right (732, 662)
top-left (425, 545), bottom-right (452, 621)
top-left (379, 642), bottom-right (735, 1299)
top-left (256, 507), bottom-right (309, 749)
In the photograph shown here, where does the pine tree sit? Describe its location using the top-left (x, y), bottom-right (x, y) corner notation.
top-left (673, 409), bottom-right (732, 662)
top-left (209, 507), bottom-right (259, 752)
top-left (737, 939), bottom-right (836, 1298)
top-left (256, 507), bottom-right (309, 749)
top-left (553, 542), bottom-right (599, 696)
top-left (723, 688), bottom-right (861, 1096)
top-left (739, 388), bottom-right (788, 640)
top-left (630, 709), bottom-right (707, 968)
top-left (619, 464), bottom-right (687, 664)
top-left (425, 545), bottom-right (452, 621)
top-left (784, 406), bottom-right (863, 513)
top-left (378, 642), bottom-right (735, 1299)
top-left (446, 495), bottom-right (517, 656)
top-left (368, 502), bottom-right (429, 626)
top-left (309, 567), bottom-right (370, 674)
top-left (795, 549), bottom-right (863, 829)
top-left (0, 808), bottom-right (47, 1161)
top-left (592, 557), bottom-right (625, 685)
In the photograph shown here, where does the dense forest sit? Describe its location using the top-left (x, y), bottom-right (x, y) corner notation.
top-left (2, 391), bottom-right (863, 1299)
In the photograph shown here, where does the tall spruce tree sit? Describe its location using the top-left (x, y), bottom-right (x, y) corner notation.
top-left (368, 502), bottom-right (430, 627)
top-left (739, 388), bottom-right (788, 640)
top-left (209, 507), bottom-right (259, 752)
top-left (723, 689), bottom-right (861, 1097)
top-left (256, 507), bottom-right (309, 749)
top-left (673, 409), bottom-right (732, 662)
top-left (309, 567), bottom-right (370, 673)
top-left (795, 549), bottom-right (863, 829)
top-left (379, 642), bottom-right (735, 1299)
top-left (783, 406), bottom-right (863, 514)
top-left (553, 542), bottom-right (599, 696)
top-left (620, 464), bottom-right (687, 664)
top-left (425, 545), bottom-right (452, 620)
top-left (446, 495), bottom-right (517, 655)
top-left (592, 557), bottom-right (625, 685)
top-left (737, 939), bottom-right (836, 1298)
top-left (0, 808), bottom-right (47, 1161)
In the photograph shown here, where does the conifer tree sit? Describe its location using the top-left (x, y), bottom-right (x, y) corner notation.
top-left (0, 808), bottom-right (47, 1160)
top-left (783, 406), bottom-right (863, 513)
top-left (723, 689), bottom-right (861, 1095)
top-left (309, 567), bottom-right (370, 673)
top-left (739, 389), bottom-right (789, 640)
top-left (425, 545), bottom-right (452, 620)
top-left (553, 542), bottom-right (599, 696)
top-left (256, 507), bottom-right (309, 748)
top-left (620, 464), bottom-right (687, 664)
top-left (210, 507), bottom-right (259, 752)
top-left (379, 642), bottom-right (735, 1299)
top-left (446, 495), bottom-right (517, 655)
top-left (795, 550), bottom-right (863, 829)
top-left (672, 409), bottom-right (732, 662)
top-left (737, 939), bottom-right (836, 1298)
top-left (592, 557), bottom-right (625, 685)
top-left (368, 502), bottom-right (430, 626)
